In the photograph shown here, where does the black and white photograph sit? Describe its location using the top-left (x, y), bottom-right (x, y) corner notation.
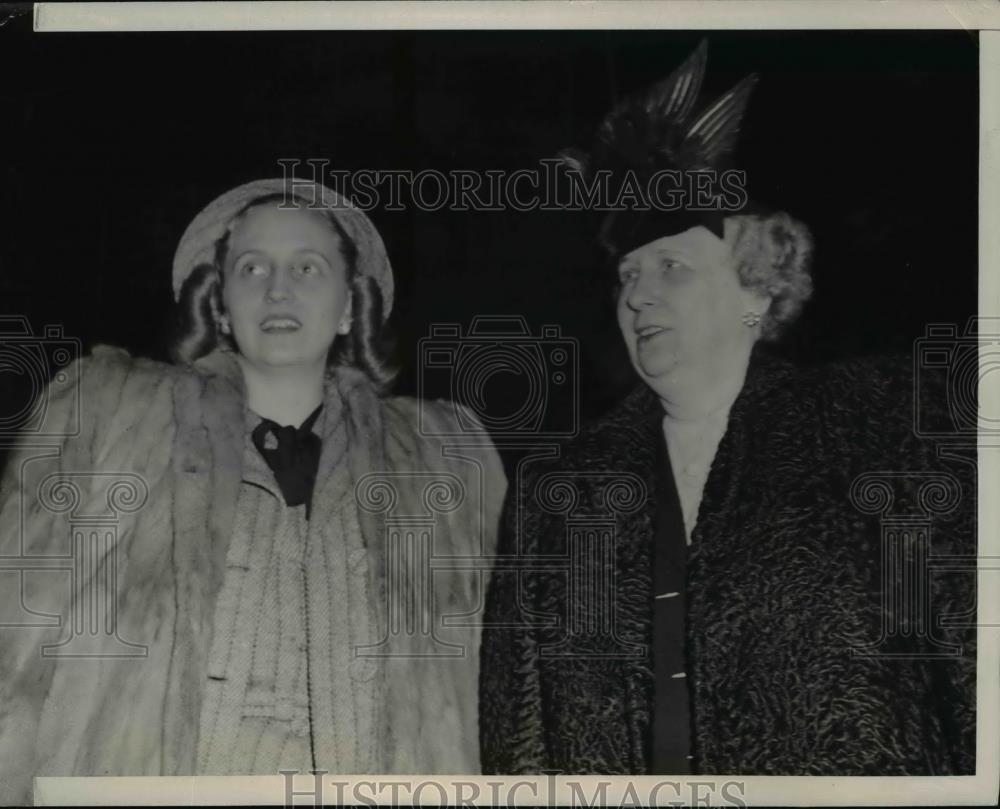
top-left (0, 2), bottom-right (996, 805)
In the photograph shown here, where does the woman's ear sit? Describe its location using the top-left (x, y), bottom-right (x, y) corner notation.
top-left (740, 285), bottom-right (772, 317)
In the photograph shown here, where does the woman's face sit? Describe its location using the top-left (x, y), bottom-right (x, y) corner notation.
top-left (221, 204), bottom-right (351, 374)
top-left (616, 223), bottom-right (766, 387)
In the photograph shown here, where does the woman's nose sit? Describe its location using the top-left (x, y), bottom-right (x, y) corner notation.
top-left (265, 267), bottom-right (293, 301)
top-left (626, 267), bottom-right (659, 310)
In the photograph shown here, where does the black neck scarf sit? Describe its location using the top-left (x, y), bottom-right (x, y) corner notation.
top-left (250, 404), bottom-right (323, 518)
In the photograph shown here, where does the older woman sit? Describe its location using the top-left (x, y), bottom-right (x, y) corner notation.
top-left (0, 178), bottom-right (504, 802)
top-left (480, 42), bottom-right (975, 776)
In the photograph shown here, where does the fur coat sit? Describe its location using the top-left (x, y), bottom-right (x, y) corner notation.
top-left (480, 351), bottom-right (976, 775)
top-left (0, 346), bottom-right (504, 803)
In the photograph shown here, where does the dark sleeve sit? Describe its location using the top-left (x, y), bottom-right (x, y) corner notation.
top-left (904, 363), bottom-right (978, 774)
top-left (827, 357), bottom-right (977, 773)
top-left (479, 469), bottom-right (548, 774)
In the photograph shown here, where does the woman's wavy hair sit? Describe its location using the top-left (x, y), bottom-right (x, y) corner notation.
top-left (726, 211), bottom-right (814, 342)
top-left (609, 210), bottom-right (814, 342)
top-left (169, 193), bottom-right (395, 391)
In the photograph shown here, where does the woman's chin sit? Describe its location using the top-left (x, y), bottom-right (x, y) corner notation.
top-left (635, 350), bottom-right (681, 382)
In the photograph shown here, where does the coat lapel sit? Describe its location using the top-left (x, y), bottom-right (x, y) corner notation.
top-left (597, 385), bottom-right (663, 773)
top-left (162, 350), bottom-right (244, 774)
top-left (314, 366), bottom-right (388, 642)
top-left (591, 355), bottom-right (783, 773)
top-left (307, 383), bottom-right (350, 529)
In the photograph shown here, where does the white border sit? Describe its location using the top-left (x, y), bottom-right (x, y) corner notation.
top-left (25, 772), bottom-right (1000, 806)
top-left (20, 2), bottom-right (1000, 806)
top-left (30, 0), bottom-right (1000, 33)
top-left (976, 25), bottom-right (1000, 809)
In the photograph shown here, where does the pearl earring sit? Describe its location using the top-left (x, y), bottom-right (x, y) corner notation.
top-left (741, 311), bottom-right (761, 328)
top-left (218, 317), bottom-right (231, 335)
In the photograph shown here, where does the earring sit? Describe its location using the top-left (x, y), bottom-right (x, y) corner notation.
top-left (218, 316), bottom-right (231, 335)
top-left (741, 311), bottom-right (761, 328)
top-left (338, 317), bottom-right (352, 336)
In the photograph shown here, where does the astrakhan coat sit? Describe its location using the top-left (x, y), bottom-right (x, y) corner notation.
top-left (480, 351), bottom-right (976, 775)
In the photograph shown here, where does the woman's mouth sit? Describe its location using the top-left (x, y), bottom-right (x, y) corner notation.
top-left (636, 325), bottom-right (670, 345)
top-left (260, 316), bottom-right (302, 333)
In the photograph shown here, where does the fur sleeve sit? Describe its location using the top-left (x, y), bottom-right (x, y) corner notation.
top-left (0, 346), bottom-right (179, 803)
top-left (378, 395), bottom-right (506, 773)
top-left (381, 396), bottom-right (506, 559)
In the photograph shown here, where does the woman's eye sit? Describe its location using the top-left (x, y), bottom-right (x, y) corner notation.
top-left (240, 262), bottom-right (268, 277)
top-left (659, 258), bottom-right (691, 278)
top-left (619, 267), bottom-right (638, 284)
top-left (294, 261), bottom-right (325, 277)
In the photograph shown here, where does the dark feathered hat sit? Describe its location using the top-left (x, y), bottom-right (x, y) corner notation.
top-left (560, 40), bottom-right (761, 257)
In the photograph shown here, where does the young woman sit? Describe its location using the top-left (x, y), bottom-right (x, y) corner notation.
top-left (0, 178), bottom-right (504, 801)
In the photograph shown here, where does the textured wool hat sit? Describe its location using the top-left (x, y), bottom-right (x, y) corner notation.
top-left (172, 178), bottom-right (394, 319)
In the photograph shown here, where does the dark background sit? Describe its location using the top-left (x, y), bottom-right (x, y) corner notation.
top-left (0, 23), bottom-right (979, 454)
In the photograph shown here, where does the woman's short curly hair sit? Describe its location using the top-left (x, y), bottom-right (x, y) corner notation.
top-left (169, 193), bottom-right (395, 391)
top-left (726, 210), bottom-right (814, 341)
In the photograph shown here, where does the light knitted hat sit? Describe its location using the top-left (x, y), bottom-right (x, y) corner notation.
top-left (171, 178), bottom-right (394, 319)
